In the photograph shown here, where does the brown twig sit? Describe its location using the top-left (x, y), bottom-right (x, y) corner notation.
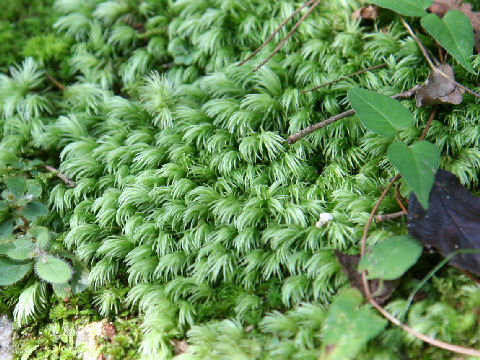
top-left (394, 185), bottom-right (408, 215)
top-left (400, 17), bottom-right (480, 100)
top-left (419, 106), bottom-right (436, 141)
top-left (252, 0), bottom-right (323, 72)
top-left (238, 0), bottom-right (316, 67)
top-left (46, 73), bottom-right (65, 91)
top-left (374, 211), bottom-right (405, 222)
top-left (301, 63), bottom-right (388, 94)
top-left (287, 84), bottom-right (421, 144)
top-left (45, 165), bottom-right (75, 188)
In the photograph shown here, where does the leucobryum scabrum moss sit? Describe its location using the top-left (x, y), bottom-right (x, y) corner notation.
top-left (1, 0), bottom-right (480, 359)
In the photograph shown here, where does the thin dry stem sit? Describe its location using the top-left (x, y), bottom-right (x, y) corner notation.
top-left (374, 211), bottom-right (405, 222)
top-left (252, 0), bottom-right (322, 72)
top-left (287, 85), bottom-right (421, 144)
top-left (238, 0), bottom-right (316, 66)
top-left (46, 73), bottom-right (65, 91)
top-left (301, 63), bottom-right (387, 94)
top-left (419, 106), bottom-right (436, 141)
top-left (394, 185), bottom-right (408, 215)
top-left (45, 165), bottom-right (75, 187)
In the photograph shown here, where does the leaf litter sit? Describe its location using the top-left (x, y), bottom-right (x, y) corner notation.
top-left (408, 170), bottom-right (480, 276)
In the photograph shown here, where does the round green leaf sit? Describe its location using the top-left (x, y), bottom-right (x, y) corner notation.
top-left (22, 201), bottom-right (48, 222)
top-left (348, 87), bottom-right (414, 136)
top-left (0, 256), bottom-right (33, 285)
top-left (387, 141), bottom-right (441, 209)
top-left (35, 255), bottom-right (73, 284)
top-left (6, 177), bottom-right (27, 199)
top-left (359, 236), bottom-right (423, 280)
top-left (368, 0), bottom-right (432, 17)
top-left (7, 238), bottom-right (35, 261)
top-left (421, 11), bottom-right (475, 74)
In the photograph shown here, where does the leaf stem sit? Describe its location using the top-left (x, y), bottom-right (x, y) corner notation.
top-left (45, 165), bottom-right (75, 188)
top-left (46, 73), bottom-right (65, 91)
top-left (301, 62), bottom-right (388, 94)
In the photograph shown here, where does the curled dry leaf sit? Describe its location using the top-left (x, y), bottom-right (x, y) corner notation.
top-left (429, 0), bottom-right (480, 51)
top-left (352, 5), bottom-right (379, 20)
top-left (335, 250), bottom-right (397, 304)
top-left (416, 64), bottom-right (463, 107)
top-left (408, 170), bottom-right (480, 276)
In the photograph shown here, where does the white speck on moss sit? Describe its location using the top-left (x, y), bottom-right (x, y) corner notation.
top-left (316, 213), bottom-right (334, 227)
top-left (0, 315), bottom-right (13, 360)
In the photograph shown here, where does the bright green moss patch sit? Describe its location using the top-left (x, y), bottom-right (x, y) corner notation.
top-left (1, 0), bottom-right (480, 359)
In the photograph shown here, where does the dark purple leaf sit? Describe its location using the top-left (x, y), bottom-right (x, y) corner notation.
top-left (407, 170), bottom-right (480, 275)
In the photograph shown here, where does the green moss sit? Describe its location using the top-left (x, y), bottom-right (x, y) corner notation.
top-left (2, 0), bottom-right (480, 359)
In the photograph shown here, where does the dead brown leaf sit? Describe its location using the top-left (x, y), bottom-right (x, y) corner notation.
top-left (352, 5), bottom-right (379, 21)
top-left (335, 250), bottom-right (397, 304)
top-left (416, 64), bottom-right (463, 107)
top-left (429, 0), bottom-right (480, 51)
top-left (171, 339), bottom-right (189, 355)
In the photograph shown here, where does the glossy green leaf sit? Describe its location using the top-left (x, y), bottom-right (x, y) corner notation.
top-left (359, 236), bottom-right (423, 280)
top-left (6, 176), bottom-right (27, 198)
top-left (22, 201), bottom-right (48, 222)
top-left (0, 257), bottom-right (32, 285)
top-left (35, 255), bottom-right (72, 284)
top-left (348, 87), bottom-right (414, 136)
top-left (388, 141), bottom-right (441, 209)
top-left (421, 11), bottom-right (475, 74)
top-left (323, 289), bottom-right (387, 359)
top-left (368, 0), bottom-right (432, 16)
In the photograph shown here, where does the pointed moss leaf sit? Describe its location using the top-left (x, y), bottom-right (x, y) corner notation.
top-left (368, 0), bottom-right (432, 16)
top-left (387, 141), bottom-right (441, 209)
top-left (35, 255), bottom-right (72, 284)
top-left (421, 11), bottom-right (475, 74)
top-left (0, 257), bottom-right (32, 285)
top-left (30, 226), bottom-right (49, 249)
top-left (6, 176), bottom-right (27, 198)
top-left (348, 87), bottom-right (414, 136)
top-left (323, 289), bottom-right (387, 359)
top-left (7, 239), bottom-right (35, 261)
top-left (22, 201), bottom-right (48, 222)
top-left (359, 236), bottom-right (423, 280)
